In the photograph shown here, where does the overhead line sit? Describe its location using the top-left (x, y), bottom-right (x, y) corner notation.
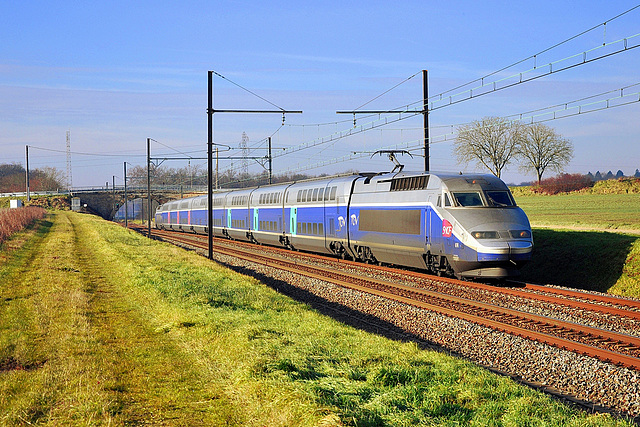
top-left (272, 84), bottom-right (640, 177)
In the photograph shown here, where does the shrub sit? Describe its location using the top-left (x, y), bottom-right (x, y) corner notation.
top-left (533, 174), bottom-right (594, 195)
top-left (590, 177), bottom-right (640, 194)
top-left (0, 207), bottom-right (46, 244)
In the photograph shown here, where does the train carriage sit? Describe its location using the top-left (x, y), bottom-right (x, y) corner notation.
top-left (348, 173), bottom-right (431, 269)
top-left (250, 183), bottom-right (291, 247)
top-left (284, 175), bottom-right (358, 256)
top-left (225, 188), bottom-right (252, 241)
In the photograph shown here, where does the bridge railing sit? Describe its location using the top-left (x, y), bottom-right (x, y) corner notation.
top-left (1, 185), bottom-right (210, 198)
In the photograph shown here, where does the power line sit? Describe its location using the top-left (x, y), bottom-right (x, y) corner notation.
top-left (353, 71), bottom-right (422, 111)
top-left (272, 82), bottom-right (640, 177)
top-left (27, 145), bottom-right (147, 158)
top-left (211, 70), bottom-right (286, 111)
top-left (273, 30), bottom-right (639, 162)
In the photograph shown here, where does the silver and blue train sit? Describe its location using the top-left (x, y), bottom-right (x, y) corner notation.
top-left (155, 171), bottom-right (533, 279)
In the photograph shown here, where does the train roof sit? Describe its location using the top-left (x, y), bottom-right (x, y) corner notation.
top-left (363, 171), bottom-right (505, 183)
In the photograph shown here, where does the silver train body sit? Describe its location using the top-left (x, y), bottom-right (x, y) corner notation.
top-left (155, 171), bottom-right (533, 279)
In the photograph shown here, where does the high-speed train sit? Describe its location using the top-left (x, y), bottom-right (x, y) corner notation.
top-left (155, 171), bottom-right (533, 279)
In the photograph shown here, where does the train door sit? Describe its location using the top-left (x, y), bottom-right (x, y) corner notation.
top-left (290, 207), bottom-right (297, 236)
top-left (429, 196), bottom-right (445, 256)
top-left (425, 204), bottom-right (431, 252)
top-left (253, 208), bottom-right (259, 231)
top-left (441, 192), bottom-right (455, 255)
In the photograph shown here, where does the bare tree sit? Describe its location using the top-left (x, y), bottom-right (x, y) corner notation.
top-left (517, 123), bottom-right (573, 184)
top-left (454, 116), bottom-right (521, 178)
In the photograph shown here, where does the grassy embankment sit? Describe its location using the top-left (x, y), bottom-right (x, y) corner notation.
top-left (1, 211), bottom-right (629, 426)
top-left (512, 179), bottom-right (640, 297)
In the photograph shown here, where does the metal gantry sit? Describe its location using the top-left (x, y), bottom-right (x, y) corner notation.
top-left (337, 69), bottom-right (431, 171)
top-left (206, 71), bottom-right (302, 259)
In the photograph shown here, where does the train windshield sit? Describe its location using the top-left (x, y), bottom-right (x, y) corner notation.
top-left (485, 191), bottom-right (516, 207)
top-left (452, 192), bottom-right (484, 207)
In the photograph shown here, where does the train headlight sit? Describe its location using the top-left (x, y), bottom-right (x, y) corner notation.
top-left (510, 230), bottom-right (531, 238)
top-left (471, 231), bottom-right (499, 239)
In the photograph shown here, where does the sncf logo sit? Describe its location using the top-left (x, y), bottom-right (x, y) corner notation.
top-left (442, 219), bottom-right (453, 238)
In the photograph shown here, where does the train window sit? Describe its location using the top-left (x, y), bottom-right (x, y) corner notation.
top-left (302, 189), bottom-right (308, 202)
top-left (296, 222), bottom-right (301, 234)
top-left (311, 188), bottom-right (317, 201)
top-left (319, 223), bottom-right (323, 235)
top-left (486, 191), bottom-right (515, 207)
top-left (436, 196), bottom-right (441, 207)
top-left (318, 188), bottom-right (324, 201)
top-left (452, 192), bottom-right (484, 207)
top-left (444, 193), bottom-right (452, 207)
top-left (330, 186), bottom-right (337, 200)
top-left (313, 223), bottom-right (318, 235)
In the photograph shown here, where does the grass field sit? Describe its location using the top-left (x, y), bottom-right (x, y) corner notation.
top-left (0, 211), bottom-right (631, 426)
top-left (512, 191), bottom-right (640, 297)
top-left (515, 193), bottom-right (640, 231)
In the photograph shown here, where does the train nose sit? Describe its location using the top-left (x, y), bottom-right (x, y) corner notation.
top-left (508, 240), bottom-right (533, 261)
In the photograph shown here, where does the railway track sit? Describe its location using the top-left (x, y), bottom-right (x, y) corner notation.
top-left (134, 226), bottom-right (640, 373)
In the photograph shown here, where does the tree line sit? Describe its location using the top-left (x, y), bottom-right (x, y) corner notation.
top-left (125, 164), bottom-right (320, 189)
top-left (0, 163), bottom-right (66, 192)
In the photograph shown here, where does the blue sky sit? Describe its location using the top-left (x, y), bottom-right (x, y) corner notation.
top-left (2, 0), bottom-right (639, 187)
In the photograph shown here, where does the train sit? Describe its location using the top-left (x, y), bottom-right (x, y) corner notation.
top-left (154, 171), bottom-right (533, 279)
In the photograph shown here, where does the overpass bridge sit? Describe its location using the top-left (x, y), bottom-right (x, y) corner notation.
top-left (2, 185), bottom-right (207, 221)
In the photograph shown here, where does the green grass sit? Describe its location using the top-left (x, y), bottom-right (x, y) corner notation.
top-left (515, 193), bottom-right (640, 231)
top-left (0, 211), bottom-right (634, 425)
top-left (511, 191), bottom-right (640, 297)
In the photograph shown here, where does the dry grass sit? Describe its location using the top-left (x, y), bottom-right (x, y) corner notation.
top-left (0, 207), bottom-right (46, 245)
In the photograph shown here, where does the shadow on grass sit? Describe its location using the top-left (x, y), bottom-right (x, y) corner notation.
top-left (519, 229), bottom-right (638, 293)
top-left (217, 260), bottom-right (445, 352)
